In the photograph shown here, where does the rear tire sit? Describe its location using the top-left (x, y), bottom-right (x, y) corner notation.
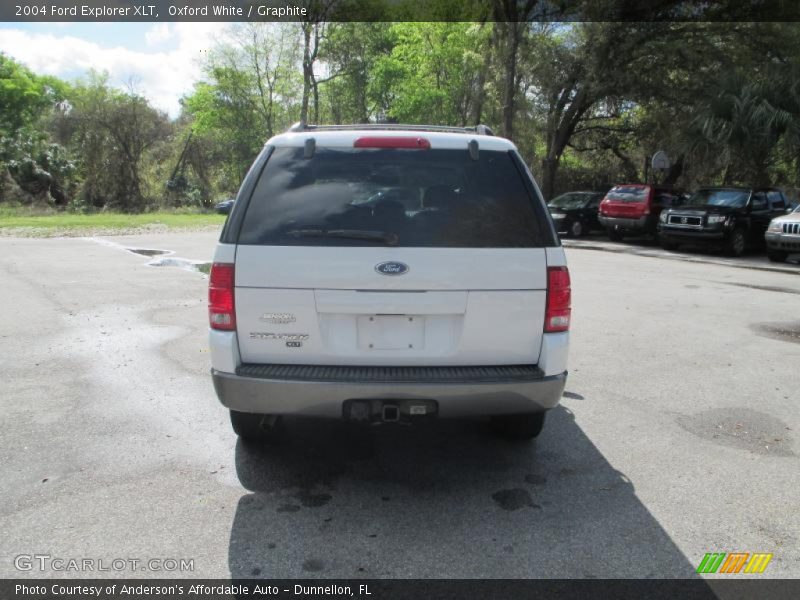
top-left (230, 410), bottom-right (281, 443)
top-left (723, 228), bottom-right (746, 257)
top-left (767, 249), bottom-right (787, 263)
top-left (607, 228), bottom-right (624, 242)
top-left (569, 220), bottom-right (584, 237)
top-left (492, 412), bottom-right (546, 440)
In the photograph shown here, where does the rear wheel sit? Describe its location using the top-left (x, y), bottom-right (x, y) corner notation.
top-left (723, 228), bottom-right (747, 257)
top-left (767, 249), bottom-right (788, 263)
top-left (607, 228), bottom-right (624, 242)
top-left (230, 410), bottom-right (282, 443)
top-left (492, 412), bottom-right (546, 440)
top-left (569, 220), bottom-right (584, 237)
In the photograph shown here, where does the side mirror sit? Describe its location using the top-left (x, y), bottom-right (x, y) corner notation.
top-left (787, 207), bottom-right (795, 214)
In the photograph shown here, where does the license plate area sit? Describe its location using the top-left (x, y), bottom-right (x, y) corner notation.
top-left (357, 315), bottom-right (424, 350)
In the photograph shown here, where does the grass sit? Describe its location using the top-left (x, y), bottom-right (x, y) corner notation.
top-left (0, 207), bottom-right (227, 237)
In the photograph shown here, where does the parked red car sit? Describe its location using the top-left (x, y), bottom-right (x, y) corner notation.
top-left (598, 184), bottom-right (683, 241)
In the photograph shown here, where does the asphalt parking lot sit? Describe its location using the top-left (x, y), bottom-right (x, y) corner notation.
top-left (0, 231), bottom-right (798, 579)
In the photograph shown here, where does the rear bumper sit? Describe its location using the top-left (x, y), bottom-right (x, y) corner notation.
top-left (659, 228), bottom-right (726, 242)
top-left (598, 214), bottom-right (653, 233)
top-left (212, 366), bottom-right (567, 418)
top-left (551, 216), bottom-right (571, 233)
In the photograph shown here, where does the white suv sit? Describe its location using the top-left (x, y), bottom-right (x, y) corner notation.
top-left (209, 124), bottom-right (570, 441)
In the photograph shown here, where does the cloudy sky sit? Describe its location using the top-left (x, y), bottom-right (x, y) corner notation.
top-left (0, 22), bottom-right (228, 117)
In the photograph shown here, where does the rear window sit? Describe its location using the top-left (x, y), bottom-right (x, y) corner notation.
top-left (605, 186), bottom-right (649, 202)
top-left (549, 193), bottom-right (590, 210)
top-left (237, 147), bottom-right (546, 247)
top-left (688, 189), bottom-right (749, 208)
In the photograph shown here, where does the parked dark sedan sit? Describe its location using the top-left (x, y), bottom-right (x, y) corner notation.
top-left (658, 187), bottom-right (789, 256)
top-left (547, 191), bottom-right (605, 237)
top-left (215, 199), bottom-right (235, 214)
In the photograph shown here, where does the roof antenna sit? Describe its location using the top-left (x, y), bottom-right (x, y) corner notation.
top-left (304, 137), bottom-right (316, 158)
top-left (468, 139), bottom-right (479, 161)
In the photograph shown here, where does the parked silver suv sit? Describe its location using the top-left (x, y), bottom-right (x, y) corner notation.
top-left (765, 204), bottom-right (800, 262)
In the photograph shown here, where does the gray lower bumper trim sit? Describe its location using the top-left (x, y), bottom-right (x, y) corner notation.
top-left (212, 368), bottom-right (567, 418)
top-left (236, 363), bottom-right (544, 383)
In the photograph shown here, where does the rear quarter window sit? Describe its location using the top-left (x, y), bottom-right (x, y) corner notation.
top-left (767, 191), bottom-right (785, 210)
top-left (236, 146), bottom-right (549, 248)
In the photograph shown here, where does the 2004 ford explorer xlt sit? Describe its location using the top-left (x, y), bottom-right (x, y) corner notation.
top-left (208, 124), bottom-right (570, 442)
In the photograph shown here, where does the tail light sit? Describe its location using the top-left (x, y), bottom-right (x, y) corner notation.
top-left (209, 263), bottom-right (236, 330)
top-left (643, 189), bottom-right (654, 215)
top-left (544, 266), bottom-right (571, 332)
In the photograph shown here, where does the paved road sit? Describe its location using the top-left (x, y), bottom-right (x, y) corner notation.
top-left (0, 232), bottom-right (798, 579)
top-left (561, 234), bottom-right (800, 273)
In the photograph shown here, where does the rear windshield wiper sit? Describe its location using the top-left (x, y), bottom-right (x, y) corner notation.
top-left (286, 229), bottom-right (399, 246)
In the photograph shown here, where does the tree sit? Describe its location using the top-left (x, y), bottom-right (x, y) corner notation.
top-left (368, 23), bottom-right (489, 125)
top-left (492, 2), bottom-right (534, 139)
top-left (317, 23), bottom-right (392, 123)
top-left (689, 69), bottom-right (800, 186)
top-left (299, 0), bottom-right (336, 124)
top-left (184, 23), bottom-right (301, 182)
top-left (0, 53), bottom-right (68, 134)
top-left (0, 54), bottom-right (76, 205)
top-left (70, 74), bottom-right (169, 211)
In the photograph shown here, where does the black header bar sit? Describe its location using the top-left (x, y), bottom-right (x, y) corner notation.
top-left (4, 579), bottom-right (800, 600)
top-left (3, 0), bottom-right (800, 22)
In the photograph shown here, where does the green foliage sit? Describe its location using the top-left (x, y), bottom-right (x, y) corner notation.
top-left (65, 72), bottom-right (171, 212)
top-left (0, 207), bottom-right (226, 236)
top-left (182, 23), bottom-right (303, 186)
top-left (318, 22), bottom-right (392, 123)
top-left (0, 54), bottom-right (77, 205)
top-left (688, 67), bottom-right (800, 186)
top-left (0, 128), bottom-right (76, 203)
top-left (0, 53), bottom-right (57, 133)
top-left (372, 23), bottom-right (490, 125)
top-left (5, 21), bottom-right (800, 212)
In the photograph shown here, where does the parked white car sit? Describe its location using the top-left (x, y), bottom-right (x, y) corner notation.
top-left (209, 124), bottom-right (570, 441)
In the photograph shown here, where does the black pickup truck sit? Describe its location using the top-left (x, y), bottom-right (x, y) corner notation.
top-left (657, 187), bottom-right (789, 256)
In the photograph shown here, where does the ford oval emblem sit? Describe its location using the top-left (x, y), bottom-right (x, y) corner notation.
top-left (375, 261), bottom-right (409, 276)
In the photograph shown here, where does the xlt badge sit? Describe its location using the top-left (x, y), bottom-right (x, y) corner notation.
top-left (250, 332), bottom-right (309, 341)
top-left (259, 313), bottom-right (296, 324)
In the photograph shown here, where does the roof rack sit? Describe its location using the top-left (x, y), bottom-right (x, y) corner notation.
top-left (287, 122), bottom-right (495, 136)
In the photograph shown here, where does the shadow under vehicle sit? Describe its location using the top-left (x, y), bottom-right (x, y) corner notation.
top-left (227, 405), bottom-right (708, 580)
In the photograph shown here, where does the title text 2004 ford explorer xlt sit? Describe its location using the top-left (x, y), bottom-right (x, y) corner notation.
top-left (208, 124), bottom-right (570, 441)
